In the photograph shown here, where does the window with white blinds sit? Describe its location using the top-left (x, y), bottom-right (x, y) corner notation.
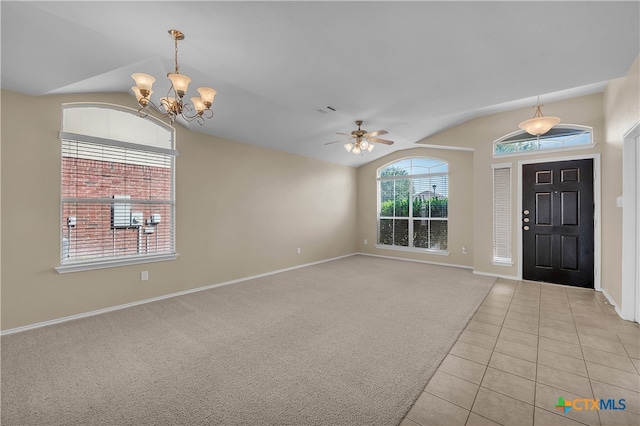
top-left (377, 158), bottom-right (449, 252)
top-left (492, 164), bottom-right (512, 265)
top-left (58, 105), bottom-right (176, 272)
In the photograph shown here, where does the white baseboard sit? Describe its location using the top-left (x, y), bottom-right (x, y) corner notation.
top-left (356, 252), bottom-right (473, 270)
top-left (472, 270), bottom-right (520, 281)
top-left (1, 253), bottom-right (357, 336)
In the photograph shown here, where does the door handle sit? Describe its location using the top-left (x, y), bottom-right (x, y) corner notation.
top-left (523, 225), bottom-right (530, 231)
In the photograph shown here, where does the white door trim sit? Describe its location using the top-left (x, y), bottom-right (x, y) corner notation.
top-left (621, 121), bottom-right (640, 322)
top-left (517, 154), bottom-right (601, 291)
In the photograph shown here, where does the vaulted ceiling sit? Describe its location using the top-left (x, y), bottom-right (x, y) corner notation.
top-left (2, 1), bottom-right (638, 167)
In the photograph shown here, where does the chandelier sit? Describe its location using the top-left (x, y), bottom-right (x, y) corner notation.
top-left (344, 136), bottom-right (375, 155)
top-left (518, 97), bottom-right (561, 136)
top-left (132, 29), bottom-right (217, 125)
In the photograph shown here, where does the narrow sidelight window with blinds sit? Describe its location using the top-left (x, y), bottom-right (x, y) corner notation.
top-left (492, 164), bottom-right (512, 265)
top-left (58, 105), bottom-right (176, 271)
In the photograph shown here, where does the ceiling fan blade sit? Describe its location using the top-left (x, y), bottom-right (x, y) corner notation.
top-left (336, 132), bottom-right (352, 137)
top-left (365, 130), bottom-right (388, 137)
top-left (324, 139), bottom-right (350, 145)
top-left (368, 137), bottom-right (394, 145)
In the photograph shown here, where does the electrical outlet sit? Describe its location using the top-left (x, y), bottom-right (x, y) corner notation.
top-left (364, 239), bottom-right (368, 245)
top-left (462, 246), bottom-right (468, 254)
top-left (141, 271), bottom-right (149, 281)
top-left (297, 247), bottom-right (301, 254)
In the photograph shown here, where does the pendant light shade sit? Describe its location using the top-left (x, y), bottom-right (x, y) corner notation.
top-left (519, 102), bottom-right (561, 136)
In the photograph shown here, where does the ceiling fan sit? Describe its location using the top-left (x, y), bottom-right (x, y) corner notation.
top-left (325, 120), bottom-right (394, 154)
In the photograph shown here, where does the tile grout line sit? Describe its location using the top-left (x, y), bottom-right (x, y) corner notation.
top-left (463, 280), bottom-right (517, 426)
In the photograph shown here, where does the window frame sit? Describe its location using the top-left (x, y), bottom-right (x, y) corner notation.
top-left (493, 124), bottom-right (594, 158)
top-left (56, 103), bottom-right (178, 273)
top-left (376, 157), bottom-right (449, 255)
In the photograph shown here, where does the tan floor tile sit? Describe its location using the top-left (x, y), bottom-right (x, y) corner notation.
top-left (473, 312), bottom-right (505, 327)
top-left (450, 340), bottom-right (493, 365)
top-left (534, 382), bottom-right (600, 426)
top-left (590, 379), bottom-right (640, 415)
top-left (399, 418), bottom-right (421, 426)
top-left (503, 317), bottom-right (539, 335)
top-left (582, 346), bottom-right (638, 374)
top-left (578, 326), bottom-right (623, 343)
top-left (481, 367), bottom-right (535, 404)
top-left (539, 325), bottom-right (580, 345)
top-left (458, 329), bottom-right (498, 351)
top-left (406, 392), bottom-right (470, 426)
top-left (537, 365), bottom-right (593, 398)
top-left (585, 361), bottom-right (640, 392)
top-left (622, 342), bottom-right (640, 359)
top-left (579, 334), bottom-right (629, 356)
top-left (598, 409), bottom-right (640, 426)
top-left (539, 315), bottom-right (576, 332)
top-left (538, 336), bottom-right (583, 360)
top-left (493, 338), bottom-right (538, 363)
top-left (609, 322), bottom-right (640, 337)
top-left (481, 298), bottom-right (511, 310)
top-left (471, 387), bottom-right (534, 426)
top-left (489, 351), bottom-right (536, 381)
top-left (499, 327), bottom-right (539, 348)
top-left (506, 310), bottom-right (540, 325)
top-left (465, 412), bottom-right (501, 426)
top-left (631, 358), bottom-right (640, 375)
top-left (539, 308), bottom-right (574, 321)
top-left (439, 354), bottom-right (487, 385)
top-left (466, 320), bottom-right (501, 338)
top-left (425, 370), bottom-right (480, 410)
top-left (533, 408), bottom-right (585, 426)
top-left (538, 349), bottom-right (588, 377)
top-left (508, 302), bottom-right (540, 315)
top-left (476, 305), bottom-right (508, 318)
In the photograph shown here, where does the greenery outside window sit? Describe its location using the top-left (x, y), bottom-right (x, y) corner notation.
top-left (377, 158), bottom-right (449, 252)
top-left (494, 125), bottom-right (593, 157)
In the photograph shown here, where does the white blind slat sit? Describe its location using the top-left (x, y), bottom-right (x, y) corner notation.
top-left (493, 166), bottom-right (511, 263)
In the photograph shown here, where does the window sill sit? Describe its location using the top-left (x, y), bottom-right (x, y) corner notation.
top-left (375, 244), bottom-right (449, 256)
top-left (56, 253), bottom-right (178, 273)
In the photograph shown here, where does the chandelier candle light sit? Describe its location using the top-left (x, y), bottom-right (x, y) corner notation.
top-left (518, 97), bottom-right (561, 136)
top-left (132, 30), bottom-right (217, 125)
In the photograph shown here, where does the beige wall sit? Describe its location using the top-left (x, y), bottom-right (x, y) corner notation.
top-left (603, 56), bottom-right (640, 305)
top-left (1, 90), bottom-right (357, 330)
top-left (356, 148), bottom-right (474, 267)
top-left (357, 93), bottom-right (606, 280)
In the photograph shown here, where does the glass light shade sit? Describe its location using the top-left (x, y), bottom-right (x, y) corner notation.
top-left (519, 116), bottom-right (561, 136)
top-left (352, 146), bottom-right (361, 155)
top-left (132, 86), bottom-right (152, 106)
top-left (360, 140), bottom-right (369, 149)
top-left (197, 87), bottom-right (217, 105)
top-left (131, 73), bottom-right (156, 92)
top-left (367, 144), bottom-right (375, 152)
top-left (191, 97), bottom-right (206, 113)
top-left (344, 143), bottom-right (354, 152)
top-left (168, 73), bottom-right (191, 95)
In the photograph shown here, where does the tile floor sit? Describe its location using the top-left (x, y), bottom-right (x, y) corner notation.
top-left (400, 279), bottom-right (640, 426)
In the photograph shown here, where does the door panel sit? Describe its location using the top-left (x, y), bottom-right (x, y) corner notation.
top-left (523, 159), bottom-right (594, 288)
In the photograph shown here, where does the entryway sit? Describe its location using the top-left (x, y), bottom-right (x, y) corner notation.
top-left (522, 159), bottom-right (595, 288)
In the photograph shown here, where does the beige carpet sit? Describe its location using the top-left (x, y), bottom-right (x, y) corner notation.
top-left (1, 255), bottom-right (495, 426)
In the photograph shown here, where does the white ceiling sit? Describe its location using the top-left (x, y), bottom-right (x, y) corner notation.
top-left (2, 1), bottom-right (638, 167)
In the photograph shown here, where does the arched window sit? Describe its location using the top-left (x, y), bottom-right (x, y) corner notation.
top-left (377, 157), bottom-right (448, 252)
top-left (493, 125), bottom-right (593, 157)
top-left (57, 104), bottom-right (177, 272)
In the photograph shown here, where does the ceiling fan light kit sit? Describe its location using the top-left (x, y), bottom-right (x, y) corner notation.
top-left (327, 120), bottom-right (394, 155)
top-left (518, 97), bottom-right (561, 136)
top-left (132, 29), bottom-right (217, 125)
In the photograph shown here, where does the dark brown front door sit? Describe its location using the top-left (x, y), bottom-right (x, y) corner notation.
top-left (522, 159), bottom-right (594, 288)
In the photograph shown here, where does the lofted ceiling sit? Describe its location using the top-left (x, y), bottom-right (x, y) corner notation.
top-left (1, 1), bottom-right (638, 167)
